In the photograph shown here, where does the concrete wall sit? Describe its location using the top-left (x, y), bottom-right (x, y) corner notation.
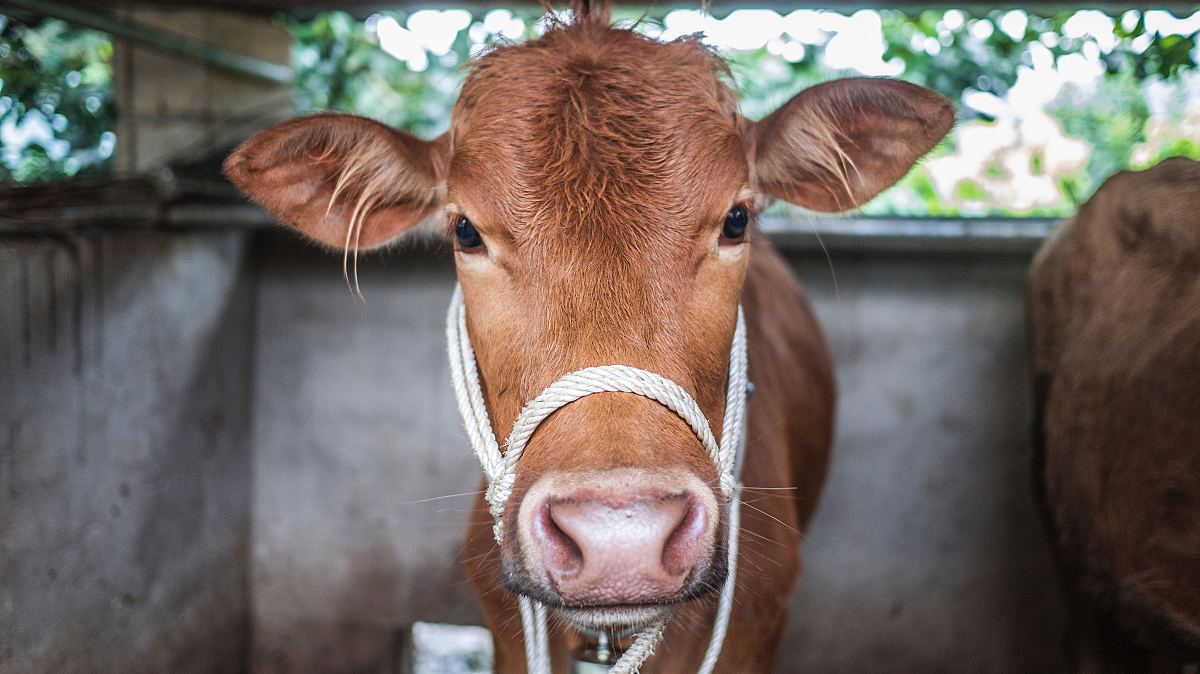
top-left (785, 254), bottom-right (1065, 672)
top-left (1, 227), bottom-right (1064, 672)
top-left (0, 231), bottom-right (255, 674)
top-left (2, 7), bottom-right (283, 665)
top-left (248, 239), bottom-right (482, 673)
top-left (113, 9), bottom-right (291, 174)
top-left (245, 235), bottom-right (1066, 672)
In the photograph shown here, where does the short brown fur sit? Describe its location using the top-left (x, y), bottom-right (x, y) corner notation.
top-left (1030, 157), bottom-right (1200, 669)
top-left (226, 5), bottom-right (952, 671)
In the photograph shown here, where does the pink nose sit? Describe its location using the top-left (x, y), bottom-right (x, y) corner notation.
top-left (529, 491), bottom-right (709, 605)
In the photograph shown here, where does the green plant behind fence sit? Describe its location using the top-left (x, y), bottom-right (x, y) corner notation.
top-left (2, 7), bottom-right (1198, 218)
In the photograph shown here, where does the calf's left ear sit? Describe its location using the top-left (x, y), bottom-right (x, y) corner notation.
top-left (751, 78), bottom-right (954, 213)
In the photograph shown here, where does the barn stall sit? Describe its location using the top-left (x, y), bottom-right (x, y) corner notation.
top-left (1, 1), bottom-right (1197, 672)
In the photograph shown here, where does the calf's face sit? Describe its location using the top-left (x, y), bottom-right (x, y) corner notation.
top-left (225, 16), bottom-right (951, 629)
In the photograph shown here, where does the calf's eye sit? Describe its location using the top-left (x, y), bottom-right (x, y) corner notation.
top-left (454, 216), bottom-right (483, 250)
top-left (722, 204), bottom-right (749, 241)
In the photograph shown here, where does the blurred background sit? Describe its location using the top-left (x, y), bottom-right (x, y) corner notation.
top-left (0, 2), bottom-right (1198, 673)
top-left (4, 4), bottom-right (1200, 210)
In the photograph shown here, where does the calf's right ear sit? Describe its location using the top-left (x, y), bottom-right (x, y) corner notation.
top-left (224, 114), bottom-right (448, 251)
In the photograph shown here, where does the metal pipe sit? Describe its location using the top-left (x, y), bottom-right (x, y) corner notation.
top-left (0, 0), bottom-right (293, 85)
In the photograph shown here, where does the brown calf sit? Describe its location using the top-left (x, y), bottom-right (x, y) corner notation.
top-left (226, 6), bottom-right (951, 672)
top-left (1030, 157), bottom-right (1200, 670)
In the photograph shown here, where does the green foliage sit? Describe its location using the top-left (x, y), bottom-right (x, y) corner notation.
top-left (1139, 136), bottom-right (1200, 165)
top-left (289, 9), bottom-right (545, 138)
top-left (287, 8), bottom-right (1199, 216)
top-left (0, 15), bottom-right (114, 183)
top-left (3, 5), bottom-right (1199, 220)
top-left (1110, 13), bottom-right (1199, 79)
top-left (292, 11), bottom-right (451, 137)
top-left (1051, 65), bottom-right (1150, 204)
top-left (880, 10), bottom-right (1027, 105)
top-left (722, 46), bottom-right (822, 120)
top-left (882, 10), bottom-right (1197, 107)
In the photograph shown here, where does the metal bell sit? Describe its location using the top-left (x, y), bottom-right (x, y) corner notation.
top-left (571, 631), bottom-right (616, 674)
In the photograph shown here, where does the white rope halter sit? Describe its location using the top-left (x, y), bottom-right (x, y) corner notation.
top-left (446, 284), bottom-right (748, 674)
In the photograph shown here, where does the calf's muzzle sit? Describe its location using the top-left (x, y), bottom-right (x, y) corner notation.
top-left (524, 473), bottom-right (714, 605)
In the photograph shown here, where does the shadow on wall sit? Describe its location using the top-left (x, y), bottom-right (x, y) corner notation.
top-left (247, 234), bottom-right (483, 674)
top-left (0, 230), bottom-right (255, 674)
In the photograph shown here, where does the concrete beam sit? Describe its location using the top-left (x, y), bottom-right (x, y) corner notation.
top-left (111, 7), bottom-right (292, 174)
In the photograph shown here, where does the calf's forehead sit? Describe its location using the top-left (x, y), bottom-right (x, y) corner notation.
top-left (447, 24), bottom-right (747, 238)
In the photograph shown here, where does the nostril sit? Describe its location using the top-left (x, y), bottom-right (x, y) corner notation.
top-left (534, 501), bottom-right (583, 576)
top-left (523, 483), bottom-right (719, 605)
top-left (662, 494), bottom-right (706, 576)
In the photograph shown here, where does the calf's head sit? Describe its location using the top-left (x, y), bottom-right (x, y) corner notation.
top-left (226, 11), bottom-right (951, 629)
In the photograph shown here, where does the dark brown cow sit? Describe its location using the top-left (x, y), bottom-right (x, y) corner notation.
top-left (226, 5), bottom-right (951, 671)
top-left (1030, 157), bottom-right (1200, 671)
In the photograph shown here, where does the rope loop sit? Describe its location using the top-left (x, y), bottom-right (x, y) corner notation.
top-left (446, 284), bottom-right (749, 674)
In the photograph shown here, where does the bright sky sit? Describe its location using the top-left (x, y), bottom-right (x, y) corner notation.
top-left (370, 7), bottom-right (1200, 78)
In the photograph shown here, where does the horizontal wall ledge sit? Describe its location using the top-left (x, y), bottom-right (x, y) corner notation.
top-left (1, 200), bottom-right (1057, 256)
top-left (761, 213), bottom-right (1055, 256)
